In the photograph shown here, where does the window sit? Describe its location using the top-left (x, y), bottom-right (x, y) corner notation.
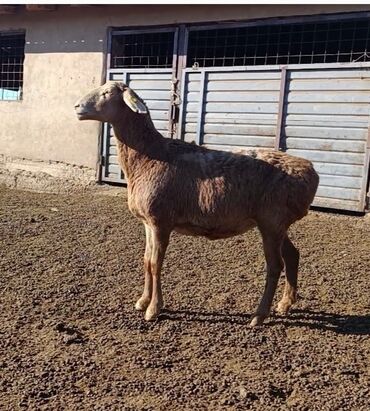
top-left (0, 32), bottom-right (25, 101)
top-left (111, 31), bottom-right (175, 69)
top-left (187, 18), bottom-right (370, 67)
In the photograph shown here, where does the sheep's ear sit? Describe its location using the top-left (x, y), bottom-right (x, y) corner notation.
top-left (123, 87), bottom-right (148, 114)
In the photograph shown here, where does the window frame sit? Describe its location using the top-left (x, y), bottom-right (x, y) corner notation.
top-left (0, 30), bottom-right (26, 102)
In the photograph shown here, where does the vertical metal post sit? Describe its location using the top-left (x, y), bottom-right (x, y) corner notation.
top-left (105, 27), bottom-right (112, 81)
top-left (275, 66), bottom-right (288, 150)
top-left (174, 25), bottom-right (189, 140)
top-left (176, 70), bottom-right (187, 142)
top-left (168, 28), bottom-right (179, 139)
top-left (101, 122), bottom-right (109, 180)
top-left (176, 25), bottom-right (188, 80)
top-left (360, 121), bottom-right (370, 210)
top-left (98, 27), bottom-right (113, 183)
top-left (172, 27), bottom-right (180, 77)
top-left (119, 71), bottom-right (129, 180)
top-left (195, 70), bottom-right (206, 146)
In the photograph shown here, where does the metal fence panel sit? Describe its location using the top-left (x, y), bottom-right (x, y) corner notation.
top-left (284, 67), bottom-right (370, 211)
top-left (180, 68), bottom-right (280, 151)
top-left (180, 65), bottom-right (370, 211)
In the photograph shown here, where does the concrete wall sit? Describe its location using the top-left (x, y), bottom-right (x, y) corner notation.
top-left (1, 4), bottom-right (370, 188)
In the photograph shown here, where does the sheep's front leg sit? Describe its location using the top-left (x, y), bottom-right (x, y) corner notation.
top-left (135, 224), bottom-right (153, 311)
top-left (276, 236), bottom-right (299, 315)
top-left (144, 227), bottom-right (170, 322)
top-left (250, 229), bottom-right (284, 327)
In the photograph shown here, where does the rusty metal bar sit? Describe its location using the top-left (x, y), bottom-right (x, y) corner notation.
top-left (275, 66), bottom-right (288, 151)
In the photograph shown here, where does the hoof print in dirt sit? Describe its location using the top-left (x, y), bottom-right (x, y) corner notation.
top-left (28, 214), bottom-right (47, 223)
top-left (55, 323), bottom-right (86, 345)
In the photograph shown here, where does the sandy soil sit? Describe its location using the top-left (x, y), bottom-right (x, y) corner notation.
top-left (0, 185), bottom-right (369, 410)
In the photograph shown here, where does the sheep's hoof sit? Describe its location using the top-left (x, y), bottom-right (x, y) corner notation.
top-left (144, 305), bottom-right (161, 322)
top-left (276, 299), bottom-right (292, 315)
top-left (249, 314), bottom-right (266, 327)
top-left (135, 297), bottom-right (151, 311)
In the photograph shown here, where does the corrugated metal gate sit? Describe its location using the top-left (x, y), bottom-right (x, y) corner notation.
top-left (285, 66), bottom-right (370, 212)
top-left (101, 19), bottom-right (370, 212)
top-left (179, 64), bottom-right (370, 212)
top-left (179, 69), bottom-right (281, 150)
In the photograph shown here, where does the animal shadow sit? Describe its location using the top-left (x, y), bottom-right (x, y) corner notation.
top-left (159, 308), bottom-right (370, 336)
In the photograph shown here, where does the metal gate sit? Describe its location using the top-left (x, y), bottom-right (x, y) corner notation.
top-left (178, 63), bottom-right (370, 212)
top-left (101, 17), bottom-right (370, 212)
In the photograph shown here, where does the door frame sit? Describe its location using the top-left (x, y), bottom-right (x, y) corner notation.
top-left (100, 26), bottom-right (180, 183)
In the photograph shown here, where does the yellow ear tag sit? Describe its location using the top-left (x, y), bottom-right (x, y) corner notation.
top-left (123, 88), bottom-right (148, 114)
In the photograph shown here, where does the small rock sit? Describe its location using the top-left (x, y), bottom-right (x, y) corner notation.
top-left (293, 369), bottom-right (310, 378)
top-left (239, 386), bottom-right (248, 399)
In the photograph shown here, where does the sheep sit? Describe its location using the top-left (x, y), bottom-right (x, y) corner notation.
top-left (74, 81), bottom-right (319, 327)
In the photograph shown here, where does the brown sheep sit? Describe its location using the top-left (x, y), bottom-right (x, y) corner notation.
top-left (74, 81), bottom-right (319, 327)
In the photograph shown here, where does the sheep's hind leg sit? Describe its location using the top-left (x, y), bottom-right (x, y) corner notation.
top-left (276, 235), bottom-right (299, 315)
top-left (250, 228), bottom-right (284, 327)
top-left (135, 224), bottom-right (153, 311)
top-left (144, 227), bottom-right (170, 321)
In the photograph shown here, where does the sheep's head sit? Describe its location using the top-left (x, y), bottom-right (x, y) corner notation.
top-left (74, 81), bottom-right (148, 123)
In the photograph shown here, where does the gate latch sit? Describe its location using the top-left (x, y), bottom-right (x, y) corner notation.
top-left (171, 78), bottom-right (182, 106)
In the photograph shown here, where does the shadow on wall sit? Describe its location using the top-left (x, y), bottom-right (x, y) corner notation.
top-left (1, 4), bottom-right (206, 54)
top-left (6, 4), bottom-right (370, 54)
top-left (0, 5), bottom-right (110, 54)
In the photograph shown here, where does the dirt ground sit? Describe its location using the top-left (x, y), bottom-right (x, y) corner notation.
top-left (0, 185), bottom-right (369, 411)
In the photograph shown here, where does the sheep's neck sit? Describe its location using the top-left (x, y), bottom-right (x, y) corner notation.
top-left (111, 113), bottom-right (164, 182)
